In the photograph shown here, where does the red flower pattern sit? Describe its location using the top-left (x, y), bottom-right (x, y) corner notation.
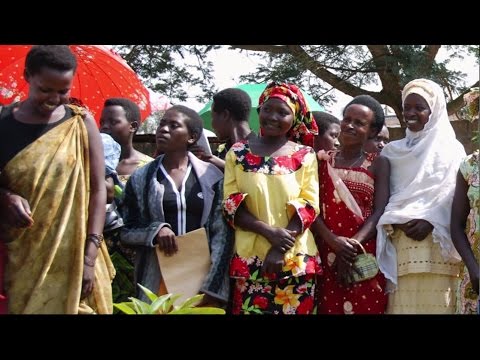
top-left (253, 296), bottom-right (269, 309)
top-left (296, 296), bottom-right (314, 314)
top-left (230, 256), bottom-right (250, 278)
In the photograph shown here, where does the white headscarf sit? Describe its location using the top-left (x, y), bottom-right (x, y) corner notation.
top-left (376, 78), bottom-right (466, 289)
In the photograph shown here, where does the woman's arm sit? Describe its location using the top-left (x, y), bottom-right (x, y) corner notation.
top-left (82, 113), bottom-right (107, 298)
top-left (451, 169), bottom-right (479, 295)
top-left (352, 154), bottom-right (390, 243)
top-left (201, 180), bottom-right (234, 304)
top-left (0, 187), bottom-right (34, 228)
top-left (234, 205), bottom-right (296, 253)
top-left (120, 172), bottom-right (172, 248)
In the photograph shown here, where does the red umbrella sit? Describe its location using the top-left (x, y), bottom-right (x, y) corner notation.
top-left (0, 45), bottom-right (151, 127)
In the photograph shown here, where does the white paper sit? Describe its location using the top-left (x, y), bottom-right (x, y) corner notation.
top-left (155, 227), bottom-right (210, 303)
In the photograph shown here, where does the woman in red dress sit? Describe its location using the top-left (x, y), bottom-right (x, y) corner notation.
top-left (312, 95), bottom-right (390, 314)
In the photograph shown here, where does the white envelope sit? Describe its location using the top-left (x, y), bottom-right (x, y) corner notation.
top-left (155, 227), bottom-right (210, 304)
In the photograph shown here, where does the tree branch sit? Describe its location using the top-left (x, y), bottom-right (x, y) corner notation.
top-left (423, 45), bottom-right (441, 64)
top-left (285, 45), bottom-right (381, 98)
top-left (230, 45), bottom-right (289, 54)
top-left (447, 80), bottom-right (480, 115)
top-left (366, 45), bottom-right (401, 92)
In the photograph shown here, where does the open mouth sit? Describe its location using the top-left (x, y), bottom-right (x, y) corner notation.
top-left (43, 103), bottom-right (57, 111)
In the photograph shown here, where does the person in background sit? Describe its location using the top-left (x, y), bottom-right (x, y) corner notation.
top-left (0, 240), bottom-right (6, 314)
top-left (223, 82), bottom-right (320, 314)
top-left (312, 95), bottom-right (390, 314)
top-left (100, 98), bottom-right (154, 186)
top-left (0, 45), bottom-right (114, 314)
top-left (120, 105), bottom-right (233, 306)
top-left (101, 133), bottom-right (122, 204)
top-left (377, 78), bottom-right (466, 314)
top-left (364, 124), bottom-right (389, 154)
top-left (0, 104), bottom-right (6, 314)
top-left (100, 98), bottom-right (155, 303)
top-left (191, 88), bottom-right (253, 171)
top-left (312, 110), bottom-right (340, 152)
top-left (451, 87), bottom-right (479, 314)
top-left (451, 149), bottom-right (479, 314)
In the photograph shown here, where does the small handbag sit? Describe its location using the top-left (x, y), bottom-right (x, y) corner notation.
top-left (347, 238), bottom-right (379, 284)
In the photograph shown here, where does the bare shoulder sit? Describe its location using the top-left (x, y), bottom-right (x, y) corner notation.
top-left (82, 111), bottom-right (99, 132)
top-left (370, 154), bottom-right (390, 175)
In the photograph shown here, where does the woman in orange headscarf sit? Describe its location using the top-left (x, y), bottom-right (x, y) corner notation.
top-left (223, 82), bottom-right (321, 314)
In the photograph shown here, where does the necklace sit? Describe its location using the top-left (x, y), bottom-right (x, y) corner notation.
top-left (335, 151), bottom-right (365, 169)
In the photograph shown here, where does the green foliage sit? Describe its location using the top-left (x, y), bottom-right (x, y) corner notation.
top-left (113, 284), bottom-right (226, 315)
top-left (110, 250), bottom-right (135, 304)
top-left (114, 45), bottom-right (478, 126)
top-left (113, 45), bottom-right (220, 105)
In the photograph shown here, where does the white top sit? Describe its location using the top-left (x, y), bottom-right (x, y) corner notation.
top-left (376, 78), bottom-right (466, 290)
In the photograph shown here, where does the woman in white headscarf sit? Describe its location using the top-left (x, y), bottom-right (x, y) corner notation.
top-left (376, 78), bottom-right (466, 314)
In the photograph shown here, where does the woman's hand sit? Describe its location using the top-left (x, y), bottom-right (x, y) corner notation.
top-left (334, 257), bottom-right (361, 287)
top-left (467, 263), bottom-right (479, 295)
top-left (81, 262), bottom-right (96, 299)
top-left (324, 235), bottom-right (358, 264)
top-left (261, 247), bottom-right (285, 276)
top-left (399, 219), bottom-right (433, 241)
top-left (0, 189), bottom-right (34, 228)
top-left (264, 227), bottom-right (297, 253)
top-left (156, 226), bottom-right (178, 256)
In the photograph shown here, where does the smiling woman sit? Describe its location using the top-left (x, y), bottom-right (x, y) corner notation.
top-left (0, 45), bottom-right (114, 314)
top-left (198, 83), bottom-right (324, 133)
top-left (222, 82), bottom-right (321, 315)
top-left (0, 45), bottom-right (152, 127)
top-left (377, 78), bottom-right (467, 314)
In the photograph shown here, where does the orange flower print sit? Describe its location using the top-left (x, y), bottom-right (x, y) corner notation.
top-left (274, 285), bottom-right (301, 313)
top-left (283, 255), bottom-right (306, 276)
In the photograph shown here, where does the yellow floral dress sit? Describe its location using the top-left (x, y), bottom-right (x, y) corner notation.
top-left (223, 141), bottom-right (321, 314)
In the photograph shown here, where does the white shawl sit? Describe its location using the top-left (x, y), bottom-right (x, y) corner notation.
top-left (376, 79), bottom-right (466, 290)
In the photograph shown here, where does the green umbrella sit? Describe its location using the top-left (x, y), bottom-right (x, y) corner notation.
top-left (198, 83), bottom-right (324, 133)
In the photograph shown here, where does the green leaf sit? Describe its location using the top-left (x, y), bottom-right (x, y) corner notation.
top-left (113, 302), bottom-right (137, 314)
top-left (169, 307), bottom-right (225, 315)
top-left (112, 283), bottom-right (226, 315)
top-left (250, 269), bottom-right (259, 281)
top-left (137, 283), bottom-right (158, 303)
top-left (175, 294), bottom-right (204, 310)
top-left (150, 294), bottom-right (174, 314)
top-left (130, 297), bottom-right (152, 314)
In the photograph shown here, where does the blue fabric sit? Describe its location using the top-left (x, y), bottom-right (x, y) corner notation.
top-left (100, 133), bottom-right (121, 177)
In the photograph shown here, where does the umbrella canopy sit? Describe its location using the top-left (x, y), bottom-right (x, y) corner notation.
top-left (0, 45), bottom-right (151, 127)
top-left (198, 83), bottom-right (324, 133)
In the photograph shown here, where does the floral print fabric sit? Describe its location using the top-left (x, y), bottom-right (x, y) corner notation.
top-left (258, 82), bottom-right (318, 147)
top-left (457, 150), bottom-right (480, 314)
top-left (223, 140), bottom-right (320, 314)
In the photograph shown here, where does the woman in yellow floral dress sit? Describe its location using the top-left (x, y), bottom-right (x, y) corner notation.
top-left (223, 82), bottom-right (320, 314)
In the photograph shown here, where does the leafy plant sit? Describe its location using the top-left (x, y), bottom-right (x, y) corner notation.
top-left (113, 284), bottom-right (225, 315)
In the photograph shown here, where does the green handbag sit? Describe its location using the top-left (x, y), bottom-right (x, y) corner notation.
top-left (347, 239), bottom-right (379, 284)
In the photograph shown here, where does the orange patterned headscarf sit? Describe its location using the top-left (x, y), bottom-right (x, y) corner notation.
top-left (258, 82), bottom-right (318, 147)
